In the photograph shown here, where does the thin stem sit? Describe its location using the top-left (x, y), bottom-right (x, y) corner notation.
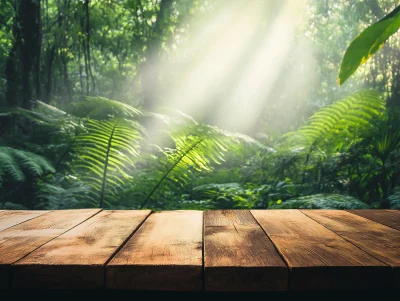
top-left (139, 137), bottom-right (206, 209)
top-left (99, 120), bottom-right (119, 208)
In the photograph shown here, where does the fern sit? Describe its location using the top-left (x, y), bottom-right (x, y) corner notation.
top-left (10, 101), bottom-right (78, 138)
top-left (0, 202), bottom-right (28, 210)
top-left (282, 90), bottom-right (385, 150)
top-left (73, 118), bottom-right (143, 208)
top-left (35, 181), bottom-right (90, 209)
top-left (270, 194), bottom-right (368, 209)
top-left (68, 96), bottom-right (142, 120)
top-left (0, 146), bottom-right (55, 188)
top-left (138, 124), bottom-right (253, 209)
top-left (388, 189), bottom-right (400, 209)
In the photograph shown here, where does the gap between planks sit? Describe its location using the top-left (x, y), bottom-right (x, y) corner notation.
top-left (0, 209), bottom-right (102, 289)
top-left (203, 210), bottom-right (288, 292)
top-left (1, 209), bottom-right (399, 291)
top-left (251, 209), bottom-right (392, 291)
top-left (12, 210), bottom-right (151, 289)
top-left (0, 210), bottom-right (49, 232)
top-left (301, 210), bottom-right (400, 289)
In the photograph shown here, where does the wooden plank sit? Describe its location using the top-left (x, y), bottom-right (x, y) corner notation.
top-left (348, 210), bottom-right (400, 231)
top-left (12, 210), bottom-right (150, 289)
top-left (302, 210), bottom-right (400, 288)
top-left (107, 211), bottom-right (203, 291)
top-left (204, 210), bottom-right (287, 291)
top-left (0, 209), bottom-right (100, 289)
top-left (0, 210), bottom-right (49, 232)
top-left (251, 209), bottom-right (391, 290)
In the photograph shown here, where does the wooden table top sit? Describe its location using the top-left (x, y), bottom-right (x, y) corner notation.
top-left (0, 209), bottom-right (398, 291)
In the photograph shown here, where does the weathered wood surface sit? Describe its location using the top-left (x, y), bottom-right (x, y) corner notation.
top-left (348, 210), bottom-right (400, 231)
top-left (0, 209), bottom-right (399, 291)
top-left (12, 210), bottom-right (150, 289)
top-left (107, 211), bottom-right (203, 291)
top-left (0, 210), bottom-right (49, 232)
top-left (251, 210), bottom-right (391, 290)
top-left (0, 209), bottom-right (100, 289)
top-left (303, 210), bottom-right (400, 288)
top-left (204, 210), bottom-right (287, 291)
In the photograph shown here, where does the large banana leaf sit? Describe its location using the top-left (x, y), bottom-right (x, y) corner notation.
top-left (339, 5), bottom-right (400, 85)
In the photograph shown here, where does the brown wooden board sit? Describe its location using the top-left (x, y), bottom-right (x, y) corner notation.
top-left (12, 210), bottom-right (150, 289)
top-left (0, 209), bottom-right (100, 289)
top-left (348, 210), bottom-right (400, 231)
top-left (302, 210), bottom-right (400, 289)
top-left (0, 210), bottom-right (49, 232)
top-left (251, 209), bottom-right (391, 291)
top-left (107, 211), bottom-right (203, 291)
top-left (204, 210), bottom-right (288, 291)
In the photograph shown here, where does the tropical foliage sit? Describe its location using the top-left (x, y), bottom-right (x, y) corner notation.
top-left (1, 0), bottom-right (400, 210)
top-left (339, 5), bottom-right (400, 85)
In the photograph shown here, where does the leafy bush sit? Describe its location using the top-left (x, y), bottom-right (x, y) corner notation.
top-left (0, 146), bottom-right (55, 187)
top-left (270, 194), bottom-right (368, 209)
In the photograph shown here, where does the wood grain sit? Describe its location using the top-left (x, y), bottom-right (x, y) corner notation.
top-left (107, 211), bottom-right (203, 291)
top-left (302, 210), bottom-right (400, 288)
top-left (12, 210), bottom-right (150, 289)
top-left (0, 210), bottom-right (49, 232)
top-left (204, 210), bottom-right (287, 291)
top-left (348, 210), bottom-right (400, 231)
top-left (251, 209), bottom-right (391, 290)
top-left (0, 209), bottom-right (99, 289)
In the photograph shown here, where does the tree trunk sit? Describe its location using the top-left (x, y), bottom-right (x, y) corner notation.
top-left (18, 0), bottom-right (42, 109)
top-left (85, 0), bottom-right (95, 93)
top-left (43, 46), bottom-right (56, 103)
top-left (140, 0), bottom-right (174, 110)
top-left (5, 45), bottom-right (18, 107)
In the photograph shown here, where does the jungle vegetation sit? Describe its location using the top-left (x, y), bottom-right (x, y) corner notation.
top-left (0, 0), bottom-right (400, 210)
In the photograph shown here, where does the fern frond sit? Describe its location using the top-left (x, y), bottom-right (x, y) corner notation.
top-left (68, 96), bottom-right (142, 120)
top-left (11, 101), bottom-right (76, 134)
top-left (139, 124), bottom-right (254, 209)
top-left (35, 180), bottom-right (91, 209)
top-left (0, 147), bottom-right (55, 187)
top-left (0, 202), bottom-right (28, 210)
top-left (282, 90), bottom-right (385, 150)
top-left (73, 118), bottom-right (143, 207)
top-left (270, 194), bottom-right (368, 209)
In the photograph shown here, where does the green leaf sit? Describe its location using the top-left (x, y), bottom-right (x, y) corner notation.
top-left (282, 90), bottom-right (385, 151)
top-left (339, 5), bottom-right (400, 85)
top-left (72, 118), bottom-right (142, 208)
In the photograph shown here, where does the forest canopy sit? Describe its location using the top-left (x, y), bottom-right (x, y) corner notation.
top-left (0, 0), bottom-right (400, 210)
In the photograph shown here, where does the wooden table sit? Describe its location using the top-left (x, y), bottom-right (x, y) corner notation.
top-left (0, 209), bottom-right (398, 291)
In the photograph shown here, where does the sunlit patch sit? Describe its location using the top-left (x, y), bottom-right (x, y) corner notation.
top-left (147, 0), bottom-right (308, 135)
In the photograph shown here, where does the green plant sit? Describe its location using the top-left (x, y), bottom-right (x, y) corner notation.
top-left (67, 96), bottom-right (142, 120)
top-left (35, 177), bottom-right (90, 209)
top-left (270, 194), bottom-right (368, 209)
top-left (138, 124), bottom-right (241, 209)
top-left (0, 146), bottom-right (55, 187)
top-left (282, 90), bottom-right (385, 150)
top-left (189, 183), bottom-right (257, 209)
top-left (388, 188), bottom-right (400, 209)
top-left (339, 5), bottom-right (400, 85)
top-left (73, 118), bottom-right (143, 208)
